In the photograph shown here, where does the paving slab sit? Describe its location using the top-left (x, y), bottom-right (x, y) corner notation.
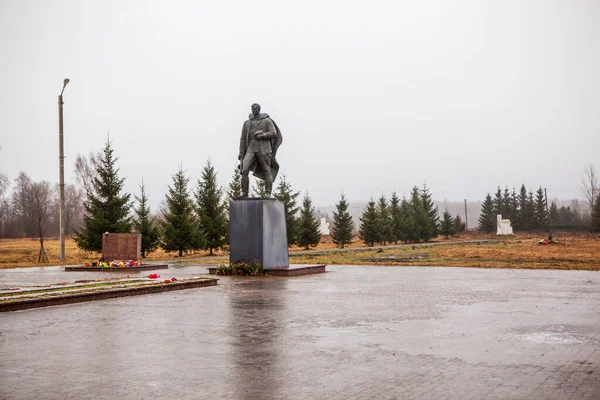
top-left (0, 265), bottom-right (599, 399)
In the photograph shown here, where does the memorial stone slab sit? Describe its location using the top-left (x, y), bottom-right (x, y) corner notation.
top-left (102, 233), bottom-right (142, 261)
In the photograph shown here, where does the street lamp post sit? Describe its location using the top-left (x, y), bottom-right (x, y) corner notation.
top-left (58, 78), bottom-right (70, 262)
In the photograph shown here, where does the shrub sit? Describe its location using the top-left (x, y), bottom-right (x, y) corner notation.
top-left (216, 260), bottom-right (264, 276)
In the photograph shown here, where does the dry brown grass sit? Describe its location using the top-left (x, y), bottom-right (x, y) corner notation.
top-left (0, 238), bottom-right (87, 268)
top-left (0, 237), bottom-right (225, 269)
top-left (432, 237), bottom-right (600, 269)
top-left (289, 233), bottom-right (600, 270)
top-left (1, 232), bottom-right (598, 270)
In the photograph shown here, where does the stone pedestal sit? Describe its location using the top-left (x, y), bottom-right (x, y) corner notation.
top-left (229, 199), bottom-right (289, 269)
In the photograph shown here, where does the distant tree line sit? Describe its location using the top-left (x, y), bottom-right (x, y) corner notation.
top-left (478, 180), bottom-right (600, 233)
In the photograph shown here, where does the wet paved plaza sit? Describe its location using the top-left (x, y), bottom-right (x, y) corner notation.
top-left (1, 265), bottom-right (599, 399)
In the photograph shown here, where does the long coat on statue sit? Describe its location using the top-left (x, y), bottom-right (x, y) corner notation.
top-left (239, 113), bottom-right (283, 182)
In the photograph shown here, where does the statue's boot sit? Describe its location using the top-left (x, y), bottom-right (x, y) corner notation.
top-left (265, 175), bottom-right (273, 198)
top-left (241, 174), bottom-right (250, 198)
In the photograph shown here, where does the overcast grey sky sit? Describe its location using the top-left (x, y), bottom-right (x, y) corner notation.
top-left (1, 0), bottom-right (598, 208)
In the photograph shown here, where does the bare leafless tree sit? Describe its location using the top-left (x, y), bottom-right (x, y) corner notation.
top-left (0, 147), bottom-right (9, 200)
top-left (64, 183), bottom-right (84, 234)
top-left (0, 173), bottom-right (8, 199)
top-left (0, 147), bottom-right (12, 237)
top-left (581, 164), bottom-right (599, 217)
top-left (0, 174), bottom-right (9, 237)
top-left (74, 151), bottom-right (100, 196)
top-left (30, 181), bottom-right (52, 262)
top-left (11, 172), bottom-right (35, 237)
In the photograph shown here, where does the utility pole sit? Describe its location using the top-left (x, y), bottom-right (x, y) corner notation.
top-left (58, 78), bottom-right (70, 262)
top-left (464, 199), bottom-right (468, 230)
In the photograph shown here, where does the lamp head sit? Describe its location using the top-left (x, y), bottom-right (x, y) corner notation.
top-left (60, 78), bottom-right (70, 96)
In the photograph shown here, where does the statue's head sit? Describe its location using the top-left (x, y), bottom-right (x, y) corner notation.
top-left (251, 103), bottom-right (261, 117)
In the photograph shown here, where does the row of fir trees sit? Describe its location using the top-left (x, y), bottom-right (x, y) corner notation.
top-left (476, 184), bottom-right (600, 233)
top-left (74, 139), bottom-right (324, 258)
top-left (353, 186), bottom-right (464, 247)
top-left (478, 184), bottom-right (557, 233)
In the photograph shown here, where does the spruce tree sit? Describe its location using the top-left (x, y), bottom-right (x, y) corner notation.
top-left (516, 184), bottom-right (533, 231)
top-left (226, 167), bottom-right (242, 246)
top-left (228, 166), bottom-right (242, 200)
top-left (549, 201), bottom-right (559, 226)
top-left (557, 206), bottom-right (568, 225)
top-left (478, 193), bottom-right (496, 233)
top-left (591, 193), bottom-right (600, 233)
top-left (297, 194), bottom-right (321, 250)
top-left (527, 190), bottom-right (536, 230)
top-left (502, 187), bottom-right (512, 219)
top-left (390, 192), bottom-right (404, 244)
top-left (558, 206), bottom-right (577, 226)
top-left (376, 194), bottom-right (392, 245)
top-left (273, 174), bottom-right (300, 246)
top-left (534, 187), bottom-right (549, 230)
top-left (196, 159), bottom-right (228, 255)
top-left (74, 139), bottom-right (132, 252)
top-left (252, 179), bottom-right (267, 198)
top-left (440, 210), bottom-right (455, 239)
top-left (331, 193), bottom-right (354, 248)
top-left (400, 197), bottom-right (415, 243)
top-left (453, 214), bottom-right (465, 234)
top-left (421, 185), bottom-right (439, 240)
top-left (493, 186), bottom-right (503, 217)
top-left (509, 188), bottom-right (519, 228)
top-left (162, 167), bottom-right (203, 256)
top-left (133, 181), bottom-right (161, 258)
top-left (359, 198), bottom-right (379, 246)
top-left (409, 186), bottom-right (431, 242)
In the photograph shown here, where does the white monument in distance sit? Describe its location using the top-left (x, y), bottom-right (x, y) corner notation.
top-left (496, 214), bottom-right (514, 235)
top-left (318, 217), bottom-right (330, 235)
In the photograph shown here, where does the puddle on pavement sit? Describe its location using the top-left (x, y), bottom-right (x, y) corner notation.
top-left (516, 325), bottom-right (598, 345)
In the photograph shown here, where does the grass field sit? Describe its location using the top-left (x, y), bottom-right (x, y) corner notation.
top-left (0, 237), bottom-right (228, 268)
top-left (0, 233), bottom-right (598, 270)
top-left (289, 236), bottom-right (600, 270)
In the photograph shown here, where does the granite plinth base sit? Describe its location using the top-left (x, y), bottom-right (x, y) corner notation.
top-left (65, 264), bottom-right (169, 272)
top-left (208, 264), bottom-right (326, 277)
top-left (229, 198), bottom-right (289, 269)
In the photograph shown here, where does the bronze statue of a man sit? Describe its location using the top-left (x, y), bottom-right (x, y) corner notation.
top-left (238, 103), bottom-right (283, 197)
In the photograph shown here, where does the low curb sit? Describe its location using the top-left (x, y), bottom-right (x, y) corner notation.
top-left (65, 264), bottom-right (169, 272)
top-left (0, 278), bottom-right (217, 312)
